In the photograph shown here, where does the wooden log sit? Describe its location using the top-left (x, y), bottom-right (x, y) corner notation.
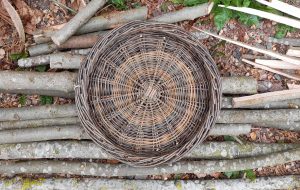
top-left (28, 32), bottom-right (104, 56)
top-left (218, 109), bottom-right (300, 123)
top-left (0, 125), bottom-right (87, 144)
top-left (18, 53), bottom-right (85, 68)
top-left (219, 5), bottom-right (300, 29)
top-left (286, 47), bottom-right (300, 58)
top-left (0, 148), bottom-right (298, 176)
top-left (0, 71), bottom-right (76, 98)
top-left (196, 29), bottom-right (300, 66)
top-left (254, 121), bottom-right (300, 131)
top-left (0, 105), bottom-right (77, 122)
top-left (67, 48), bottom-right (91, 55)
top-left (255, 59), bottom-right (300, 70)
top-left (221, 77), bottom-right (257, 94)
top-left (29, 30), bottom-right (208, 57)
top-left (0, 71), bottom-right (258, 96)
top-left (268, 37), bottom-right (300, 46)
top-left (254, 0), bottom-right (300, 19)
top-left (18, 54), bottom-right (50, 67)
top-left (150, 2), bottom-right (213, 23)
top-left (0, 124), bottom-right (250, 144)
top-left (50, 53), bottom-right (84, 69)
top-left (242, 59), bottom-right (300, 81)
top-left (1, 176), bottom-right (299, 190)
top-left (35, 7), bottom-right (148, 41)
top-left (27, 43), bottom-right (58, 57)
top-left (51, 0), bottom-right (107, 45)
top-left (0, 140), bottom-right (298, 161)
top-left (232, 89), bottom-right (300, 108)
top-left (222, 96), bottom-right (300, 109)
top-left (0, 117), bottom-right (79, 130)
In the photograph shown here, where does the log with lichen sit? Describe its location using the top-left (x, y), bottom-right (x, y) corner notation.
top-left (0, 71), bottom-right (76, 98)
top-left (0, 148), bottom-right (298, 176)
top-left (0, 71), bottom-right (259, 96)
top-left (0, 117), bottom-right (79, 131)
top-left (0, 124), bottom-right (250, 144)
top-left (222, 96), bottom-right (300, 109)
top-left (0, 140), bottom-right (298, 160)
top-left (1, 176), bottom-right (299, 190)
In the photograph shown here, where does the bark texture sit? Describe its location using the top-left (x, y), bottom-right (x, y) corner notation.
top-left (1, 176), bottom-right (299, 190)
top-left (0, 124), bottom-right (250, 144)
top-left (0, 117), bottom-right (79, 130)
top-left (0, 148), bottom-right (298, 176)
top-left (0, 71), bottom-right (76, 98)
top-left (0, 140), bottom-right (298, 160)
top-left (222, 96), bottom-right (300, 109)
top-left (51, 0), bottom-right (107, 45)
top-left (151, 3), bottom-right (212, 23)
top-left (0, 104), bottom-right (77, 121)
top-left (0, 71), bottom-right (258, 97)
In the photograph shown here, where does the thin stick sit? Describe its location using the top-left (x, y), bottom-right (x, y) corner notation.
top-left (232, 89), bottom-right (300, 108)
top-left (255, 59), bottom-right (300, 70)
top-left (151, 2), bottom-right (213, 23)
top-left (255, 0), bottom-right (300, 19)
top-left (194, 28), bottom-right (300, 66)
top-left (0, 141), bottom-right (298, 160)
top-left (219, 5), bottom-right (300, 29)
top-left (0, 148), bottom-right (298, 176)
top-left (51, 0), bottom-right (107, 45)
top-left (242, 59), bottom-right (300, 81)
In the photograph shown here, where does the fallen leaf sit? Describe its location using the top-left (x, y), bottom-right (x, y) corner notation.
top-left (250, 132), bottom-right (257, 140)
top-left (2, 0), bottom-right (25, 43)
top-left (13, 0), bottom-right (43, 34)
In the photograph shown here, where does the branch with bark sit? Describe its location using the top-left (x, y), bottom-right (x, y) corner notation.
top-left (0, 148), bottom-right (298, 176)
top-left (51, 0), bottom-right (107, 45)
top-left (0, 140), bottom-right (298, 160)
top-left (0, 124), bottom-right (250, 144)
top-left (1, 176), bottom-right (299, 190)
top-left (0, 71), bottom-right (259, 96)
top-left (0, 117), bottom-right (79, 130)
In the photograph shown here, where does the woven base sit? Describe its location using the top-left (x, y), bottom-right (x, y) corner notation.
top-left (75, 21), bottom-right (221, 167)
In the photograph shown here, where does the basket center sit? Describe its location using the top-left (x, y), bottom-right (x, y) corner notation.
top-left (143, 84), bottom-right (158, 100)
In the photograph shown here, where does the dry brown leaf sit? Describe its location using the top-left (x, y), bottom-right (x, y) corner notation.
top-left (2, 0), bottom-right (25, 43)
top-left (13, 0), bottom-right (43, 34)
top-left (250, 132), bottom-right (257, 140)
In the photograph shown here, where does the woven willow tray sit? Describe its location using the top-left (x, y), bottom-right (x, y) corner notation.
top-left (75, 21), bottom-right (221, 167)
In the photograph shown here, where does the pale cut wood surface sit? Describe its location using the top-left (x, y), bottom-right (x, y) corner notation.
top-left (232, 88), bottom-right (300, 108)
top-left (255, 59), bottom-right (300, 70)
top-left (195, 29), bottom-right (300, 66)
top-left (242, 59), bottom-right (300, 81)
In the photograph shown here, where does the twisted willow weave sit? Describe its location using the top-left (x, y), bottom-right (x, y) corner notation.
top-left (75, 21), bottom-right (221, 167)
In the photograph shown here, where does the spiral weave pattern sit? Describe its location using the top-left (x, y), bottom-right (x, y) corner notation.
top-left (75, 21), bottom-right (221, 167)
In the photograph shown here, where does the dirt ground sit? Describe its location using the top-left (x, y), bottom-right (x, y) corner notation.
top-left (0, 0), bottom-right (299, 180)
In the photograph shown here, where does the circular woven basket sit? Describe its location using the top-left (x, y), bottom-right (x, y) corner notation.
top-left (75, 21), bottom-right (221, 167)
